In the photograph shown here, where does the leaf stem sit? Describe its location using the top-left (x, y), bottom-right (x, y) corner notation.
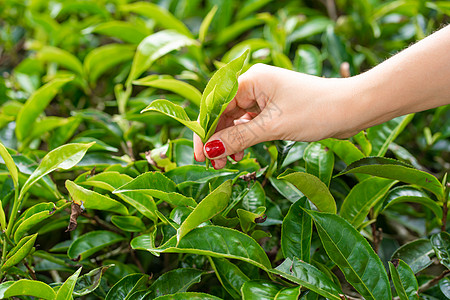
top-left (5, 188), bottom-right (20, 239)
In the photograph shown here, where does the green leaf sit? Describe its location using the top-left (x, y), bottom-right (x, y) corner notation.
top-left (36, 46), bottom-right (83, 75)
top-left (56, 267), bottom-right (82, 300)
top-left (133, 75), bottom-right (202, 106)
top-left (79, 171), bottom-right (132, 191)
top-left (389, 260), bottom-right (419, 300)
top-left (153, 292), bottom-right (223, 300)
top-left (0, 200), bottom-right (5, 232)
top-left (141, 100), bottom-right (205, 139)
top-left (24, 117), bottom-right (71, 144)
top-left (353, 131), bottom-right (372, 156)
top-left (199, 5), bottom-right (218, 43)
top-left (431, 232), bottom-right (450, 269)
top-left (380, 186), bottom-right (443, 219)
top-left (1, 234), bottom-right (37, 271)
top-left (84, 44), bottom-right (135, 84)
top-left (199, 50), bottom-right (249, 140)
top-left (15, 76), bottom-right (74, 142)
top-left (86, 20), bottom-right (149, 44)
top-left (367, 114), bottom-right (414, 157)
top-left (277, 171), bottom-right (336, 213)
top-left (308, 211), bottom-right (391, 300)
top-left (294, 44), bottom-right (322, 76)
top-left (209, 257), bottom-right (250, 298)
top-left (439, 277), bottom-right (450, 298)
top-left (105, 273), bottom-right (149, 300)
top-left (337, 157), bottom-right (445, 200)
top-left (73, 264), bottom-right (114, 296)
top-left (165, 165), bottom-right (237, 187)
top-left (241, 280), bottom-right (301, 300)
top-left (120, 2), bottom-right (192, 37)
top-left (215, 17), bottom-right (265, 46)
top-left (281, 197), bottom-right (312, 262)
top-left (177, 180), bottom-right (231, 242)
top-left (20, 142), bottom-right (94, 199)
top-left (269, 177), bottom-right (303, 203)
top-left (0, 142), bottom-right (18, 191)
top-left (271, 258), bottom-right (341, 300)
top-left (68, 230), bottom-right (125, 261)
top-left (237, 0), bottom-right (273, 19)
top-left (391, 239), bottom-right (434, 274)
top-left (114, 171), bottom-right (197, 207)
top-left (303, 142), bottom-right (334, 187)
top-left (146, 268), bottom-right (204, 298)
top-left (126, 30), bottom-right (197, 85)
top-left (3, 279), bottom-right (56, 300)
top-left (118, 191), bottom-right (158, 222)
top-left (288, 17), bottom-right (333, 42)
top-left (0, 282), bottom-right (14, 298)
top-left (111, 215), bottom-right (146, 232)
top-left (236, 207), bottom-right (266, 233)
top-left (13, 210), bottom-right (52, 242)
top-left (340, 177), bottom-right (396, 227)
top-left (319, 138), bottom-right (365, 165)
top-left (274, 141), bottom-right (296, 172)
top-left (66, 180), bottom-right (129, 215)
top-left (132, 226), bottom-right (271, 271)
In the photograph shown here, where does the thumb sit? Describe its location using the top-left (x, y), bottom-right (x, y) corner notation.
top-left (203, 117), bottom-right (270, 159)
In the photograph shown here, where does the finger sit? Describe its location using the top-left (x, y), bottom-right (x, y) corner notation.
top-left (230, 151), bottom-right (244, 162)
top-left (193, 132), bottom-right (205, 162)
top-left (210, 157), bottom-right (227, 170)
top-left (203, 113), bottom-right (273, 160)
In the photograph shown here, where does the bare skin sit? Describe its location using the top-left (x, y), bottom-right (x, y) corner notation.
top-left (194, 25), bottom-right (450, 169)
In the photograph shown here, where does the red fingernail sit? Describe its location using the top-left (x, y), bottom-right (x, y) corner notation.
top-left (230, 154), bottom-right (236, 161)
top-left (194, 153), bottom-right (198, 162)
top-left (204, 140), bottom-right (225, 158)
top-left (211, 160), bottom-right (217, 169)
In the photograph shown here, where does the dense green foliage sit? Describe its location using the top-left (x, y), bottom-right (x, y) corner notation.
top-left (0, 0), bottom-right (449, 299)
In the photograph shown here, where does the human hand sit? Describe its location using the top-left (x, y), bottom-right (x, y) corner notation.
top-left (193, 63), bottom-right (358, 169)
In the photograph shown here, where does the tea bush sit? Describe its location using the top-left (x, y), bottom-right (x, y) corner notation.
top-left (0, 0), bottom-right (449, 299)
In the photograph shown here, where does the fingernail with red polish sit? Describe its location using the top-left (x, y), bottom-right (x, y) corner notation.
top-left (230, 154), bottom-right (236, 161)
top-left (211, 160), bottom-right (216, 169)
top-left (204, 140), bottom-right (225, 158)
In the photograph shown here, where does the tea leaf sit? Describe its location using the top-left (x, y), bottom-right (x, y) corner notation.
top-left (337, 157), bottom-right (444, 200)
top-left (68, 230), bottom-right (125, 261)
top-left (16, 76), bottom-right (74, 142)
top-left (281, 197), bottom-right (312, 262)
top-left (132, 226), bottom-right (271, 270)
top-left (271, 258), bottom-right (342, 300)
top-left (340, 177), bottom-right (396, 227)
top-left (142, 100), bottom-right (205, 139)
top-left (309, 211), bottom-right (391, 299)
top-left (177, 180), bottom-right (231, 242)
top-left (3, 280), bottom-right (56, 299)
top-left (241, 280), bottom-right (301, 300)
top-left (66, 180), bottom-right (129, 215)
top-left (391, 239), bottom-right (434, 274)
top-left (278, 171), bottom-right (336, 213)
top-left (389, 260), bottom-right (419, 300)
top-left (56, 267), bottom-right (82, 300)
top-left (431, 232), bottom-right (450, 269)
top-left (134, 75), bottom-right (202, 106)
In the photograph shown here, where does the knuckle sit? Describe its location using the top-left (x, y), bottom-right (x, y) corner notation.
top-left (224, 126), bottom-right (247, 153)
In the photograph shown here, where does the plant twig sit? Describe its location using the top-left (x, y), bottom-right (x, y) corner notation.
top-left (418, 269), bottom-right (450, 293)
top-left (24, 261), bottom-right (37, 280)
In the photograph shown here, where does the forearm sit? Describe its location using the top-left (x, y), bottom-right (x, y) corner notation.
top-left (345, 25), bottom-right (450, 134)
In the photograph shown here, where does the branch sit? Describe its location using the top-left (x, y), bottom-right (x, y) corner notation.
top-left (418, 269), bottom-right (450, 293)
